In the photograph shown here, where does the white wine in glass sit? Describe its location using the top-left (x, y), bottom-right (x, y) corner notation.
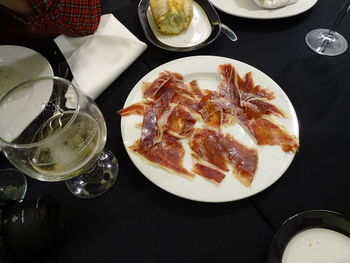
top-left (306, 0), bottom-right (350, 56)
top-left (0, 76), bottom-right (118, 198)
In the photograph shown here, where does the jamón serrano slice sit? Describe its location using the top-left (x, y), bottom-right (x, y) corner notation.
top-left (131, 132), bottom-right (193, 178)
top-left (190, 129), bottom-right (258, 186)
top-left (245, 117), bottom-right (299, 153)
top-left (192, 163), bottom-right (226, 183)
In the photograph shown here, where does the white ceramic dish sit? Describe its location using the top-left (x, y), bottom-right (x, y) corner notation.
top-left (146, 1), bottom-right (212, 48)
top-left (209, 0), bottom-right (318, 19)
top-left (138, 0), bottom-right (221, 51)
top-left (0, 45), bottom-right (54, 142)
top-left (121, 55), bottom-right (299, 202)
top-left (268, 210), bottom-right (350, 263)
top-left (0, 45), bottom-right (53, 98)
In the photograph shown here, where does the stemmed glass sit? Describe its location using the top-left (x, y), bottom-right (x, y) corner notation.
top-left (305, 0), bottom-right (350, 56)
top-left (0, 76), bottom-right (118, 198)
top-left (0, 168), bottom-right (27, 202)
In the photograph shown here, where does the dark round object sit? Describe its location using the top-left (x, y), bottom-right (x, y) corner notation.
top-left (0, 195), bottom-right (64, 260)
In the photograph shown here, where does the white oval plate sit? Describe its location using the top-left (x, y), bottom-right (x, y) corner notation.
top-left (209, 0), bottom-right (318, 19)
top-left (0, 45), bottom-right (53, 98)
top-left (0, 45), bottom-right (54, 142)
top-left (121, 56), bottom-right (299, 203)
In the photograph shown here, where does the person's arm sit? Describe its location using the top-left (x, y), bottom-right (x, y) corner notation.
top-left (0, 0), bottom-right (34, 16)
top-left (1, 0), bottom-right (101, 37)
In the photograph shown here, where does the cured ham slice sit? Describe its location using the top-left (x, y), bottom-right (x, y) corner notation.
top-left (171, 93), bottom-right (208, 121)
top-left (204, 101), bottom-right (222, 128)
top-left (203, 94), bottom-right (240, 126)
top-left (153, 85), bottom-right (177, 118)
top-left (143, 71), bottom-right (174, 99)
top-left (238, 72), bottom-right (274, 100)
top-left (189, 129), bottom-right (258, 186)
top-left (243, 99), bottom-right (285, 119)
top-left (131, 132), bottom-right (193, 177)
top-left (198, 94), bottom-right (222, 128)
top-left (245, 117), bottom-right (299, 153)
top-left (189, 80), bottom-right (204, 98)
top-left (218, 64), bottom-right (241, 106)
top-left (219, 64), bottom-right (276, 107)
top-left (189, 129), bottom-right (229, 172)
top-left (221, 133), bottom-right (258, 186)
top-left (167, 105), bottom-right (197, 137)
top-left (138, 104), bottom-right (158, 153)
top-left (218, 63), bottom-right (298, 153)
top-left (117, 102), bottom-right (146, 116)
top-left (144, 71), bottom-right (192, 101)
top-left (192, 163), bottom-right (226, 183)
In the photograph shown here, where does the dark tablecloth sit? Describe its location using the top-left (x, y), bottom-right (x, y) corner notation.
top-left (1, 0), bottom-right (350, 262)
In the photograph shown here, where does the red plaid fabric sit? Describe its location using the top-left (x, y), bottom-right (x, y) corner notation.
top-left (22, 0), bottom-right (101, 36)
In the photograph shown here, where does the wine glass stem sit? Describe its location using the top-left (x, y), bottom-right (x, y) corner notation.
top-left (329, 0), bottom-right (350, 34)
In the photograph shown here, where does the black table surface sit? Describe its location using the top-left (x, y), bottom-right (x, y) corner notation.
top-left (1, 0), bottom-right (350, 262)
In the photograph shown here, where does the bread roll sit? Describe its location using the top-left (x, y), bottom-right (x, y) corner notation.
top-left (150, 0), bottom-right (193, 35)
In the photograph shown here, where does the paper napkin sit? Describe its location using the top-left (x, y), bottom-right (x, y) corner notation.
top-left (54, 14), bottom-right (147, 99)
top-left (254, 0), bottom-right (298, 9)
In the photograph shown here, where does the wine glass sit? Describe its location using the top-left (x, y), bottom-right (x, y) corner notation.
top-left (306, 0), bottom-right (350, 56)
top-left (0, 76), bottom-right (118, 198)
top-left (0, 168), bottom-right (27, 202)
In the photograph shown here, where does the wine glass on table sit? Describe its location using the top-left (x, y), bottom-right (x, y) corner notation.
top-left (0, 76), bottom-right (118, 198)
top-left (0, 168), bottom-right (27, 202)
top-left (305, 0), bottom-right (350, 56)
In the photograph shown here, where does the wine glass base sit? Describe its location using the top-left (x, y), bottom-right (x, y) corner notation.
top-left (65, 149), bottom-right (118, 199)
top-left (306, 29), bottom-right (348, 56)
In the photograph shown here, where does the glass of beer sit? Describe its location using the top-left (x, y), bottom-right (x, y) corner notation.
top-left (0, 76), bottom-right (118, 198)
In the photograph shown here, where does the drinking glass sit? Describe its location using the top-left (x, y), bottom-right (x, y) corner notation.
top-left (305, 0), bottom-right (350, 56)
top-left (0, 76), bottom-right (118, 198)
top-left (0, 168), bottom-right (27, 202)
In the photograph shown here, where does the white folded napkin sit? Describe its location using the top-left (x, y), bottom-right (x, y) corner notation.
top-left (54, 14), bottom-right (147, 99)
top-left (254, 0), bottom-right (298, 9)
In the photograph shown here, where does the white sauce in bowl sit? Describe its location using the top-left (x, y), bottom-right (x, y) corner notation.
top-left (282, 228), bottom-right (350, 263)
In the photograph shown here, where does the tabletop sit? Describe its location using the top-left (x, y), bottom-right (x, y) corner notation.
top-left (1, 0), bottom-right (350, 262)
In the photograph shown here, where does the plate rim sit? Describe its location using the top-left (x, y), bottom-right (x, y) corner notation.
top-left (209, 0), bottom-right (318, 19)
top-left (0, 46), bottom-right (54, 144)
top-left (0, 44), bottom-right (54, 93)
top-left (0, 45), bottom-right (52, 63)
top-left (0, 45), bottom-right (53, 75)
top-left (137, 0), bottom-right (222, 52)
top-left (267, 209), bottom-right (350, 263)
top-left (120, 55), bottom-right (299, 203)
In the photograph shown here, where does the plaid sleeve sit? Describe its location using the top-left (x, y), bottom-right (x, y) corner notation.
top-left (24, 0), bottom-right (101, 36)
